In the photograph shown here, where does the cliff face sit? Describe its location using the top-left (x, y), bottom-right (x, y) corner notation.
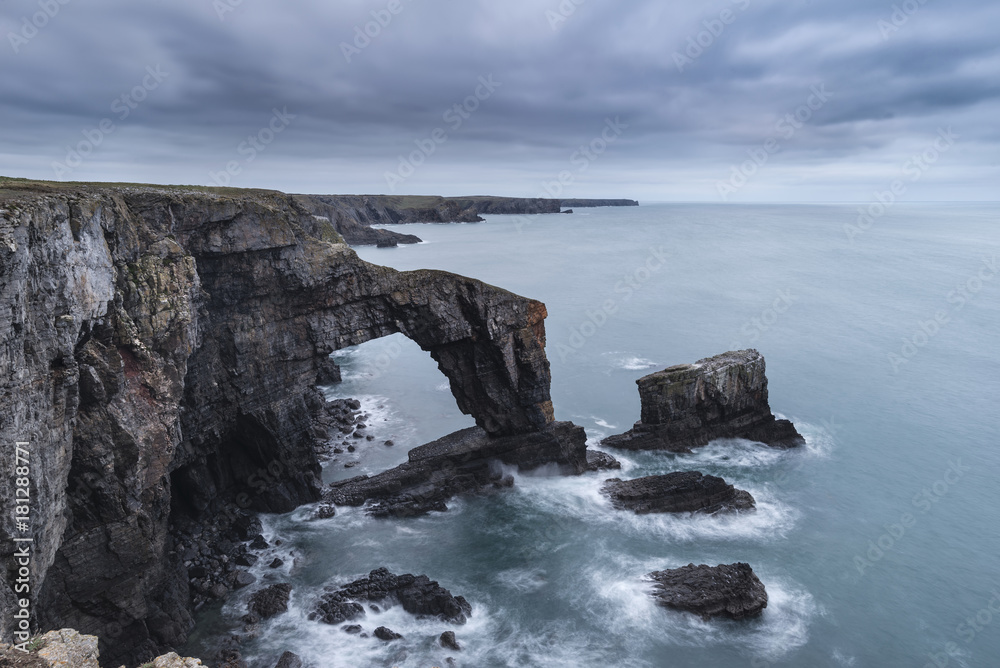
top-left (0, 179), bottom-right (557, 665)
top-left (602, 350), bottom-right (803, 452)
top-left (293, 195), bottom-right (640, 245)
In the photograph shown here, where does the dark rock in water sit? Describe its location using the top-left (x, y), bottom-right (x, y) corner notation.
top-left (384, 440), bottom-right (394, 446)
top-left (250, 535), bottom-right (269, 550)
top-left (312, 597), bottom-right (366, 625)
top-left (316, 358), bottom-right (342, 385)
top-left (314, 568), bottom-right (472, 625)
top-left (648, 563), bottom-right (767, 620)
top-left (561, 209), bottom-right (573, 214)
top-left (602, 472), bottom-right (755, 514)
top-left (342, 624), bottom-right (363, 634)
top-left (585, 449), bottom-right (622, 472)
top-left (274, 651), bottom-right (303, 668)
top-left (602, 350), bottom-right (804, 453)
top-left (269, 558), bottom-right (284, 568)
top-left (374, 626), bottom-right (403, 641)
top-left (233, 570), bottom-right (257, 589)
top-left (313, 504), bottom-right (337, 519)
top-left (234, 550), bottom-right (259, 567)
top-left (248, 583), bottom-right (292, 619)
top-left (326, 422), bottom-right (588, 517)
top-left (213, 635), bottom-right (248, 668)
top-left (440, 630), bottom-right (461, 651)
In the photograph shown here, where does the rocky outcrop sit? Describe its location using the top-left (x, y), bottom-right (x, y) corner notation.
top-left (0, 178), bottom-right (566, 664)
top-left (312, 568), bottom-right (472, 626)
top-left (602, 350), bottom-right (804, 453)
top-left (325, 421), bottom-right (587, 517)
top-left (292, 195), bottom-right (640, 245)
top-left (647, 563), bottom-right (768, 620)
top-left (558, 199), bottom-right (639, 208)
top-left (0, 629), bottom-right (203, 668)
top-left (602, 472), bottom-right (755, 514)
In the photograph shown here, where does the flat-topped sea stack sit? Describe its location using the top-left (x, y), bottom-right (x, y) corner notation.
top-left (648, 563), bottom-right (768, 620)
top-left (602, 472), bottom-right (754, 514)
top-left (602, 350), bottom-right (804, 453)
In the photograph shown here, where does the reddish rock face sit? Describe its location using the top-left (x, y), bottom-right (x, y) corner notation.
top-left (602, 349), bottom-right (804, 452)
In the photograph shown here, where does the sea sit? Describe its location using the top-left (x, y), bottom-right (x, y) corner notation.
top-left (182, 203), bottom-right (1000, 667)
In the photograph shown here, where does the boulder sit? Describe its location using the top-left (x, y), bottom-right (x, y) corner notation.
top-left (602, 472), bottom-right (755, 514)
top-left (248, 584), bottom-right (292, 619)
top-left (602, 350), bottom-right (804, 452)
top-left (648, 563), bottom-right (767, 620)
top-left (373, 627), bottom-right (403, 641)
top-left (273, 651), bottom-right (303, 668)
top-left (585, 449), bottom-right (621, 472)
top-left (439, 631), bottom-right (461, 651)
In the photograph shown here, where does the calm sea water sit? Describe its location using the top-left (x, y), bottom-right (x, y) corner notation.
top-left (184, 203), bottom-right (1000, 667)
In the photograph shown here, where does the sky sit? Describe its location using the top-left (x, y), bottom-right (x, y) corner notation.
top-left (1, 0), bottom-right (998, 201)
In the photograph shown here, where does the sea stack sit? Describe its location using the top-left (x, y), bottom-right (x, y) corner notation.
top-left (602, 350), bottom-right (804, 453)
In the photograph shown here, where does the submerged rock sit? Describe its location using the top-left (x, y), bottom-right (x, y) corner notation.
top-left (602, 472), bottom-right (755, 514)
top-left (373, 626), bottom-right (403, 641)
top-left (647, 563), bottom-right (768, 620)
top-left (602, 350), bottom-right (804, 452)
top-left (312, 568), bottom-right (472, 625)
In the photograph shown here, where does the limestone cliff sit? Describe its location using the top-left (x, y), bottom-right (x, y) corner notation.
top-left (0, 178), bottom-right (560, 665)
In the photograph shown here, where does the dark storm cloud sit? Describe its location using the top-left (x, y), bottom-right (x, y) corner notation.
top-left (0, 0), bottom-right (997, 199)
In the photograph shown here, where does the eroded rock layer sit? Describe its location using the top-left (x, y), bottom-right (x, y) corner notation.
top-left (326, 421), bottom-right (587, 517)
top-left (648, 563), bottom-right (768, 620)
top-left (602, 350), bottom-right (804, 453)
top-left (602, 472), bottom-right (755, 514)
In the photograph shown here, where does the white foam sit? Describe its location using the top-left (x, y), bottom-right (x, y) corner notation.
top-left (603, 351), bottom-right (660, 371)
top-left (495, 567), bottom-right (549, 593)
top-left (507, 470), bottom-right (800, 544)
